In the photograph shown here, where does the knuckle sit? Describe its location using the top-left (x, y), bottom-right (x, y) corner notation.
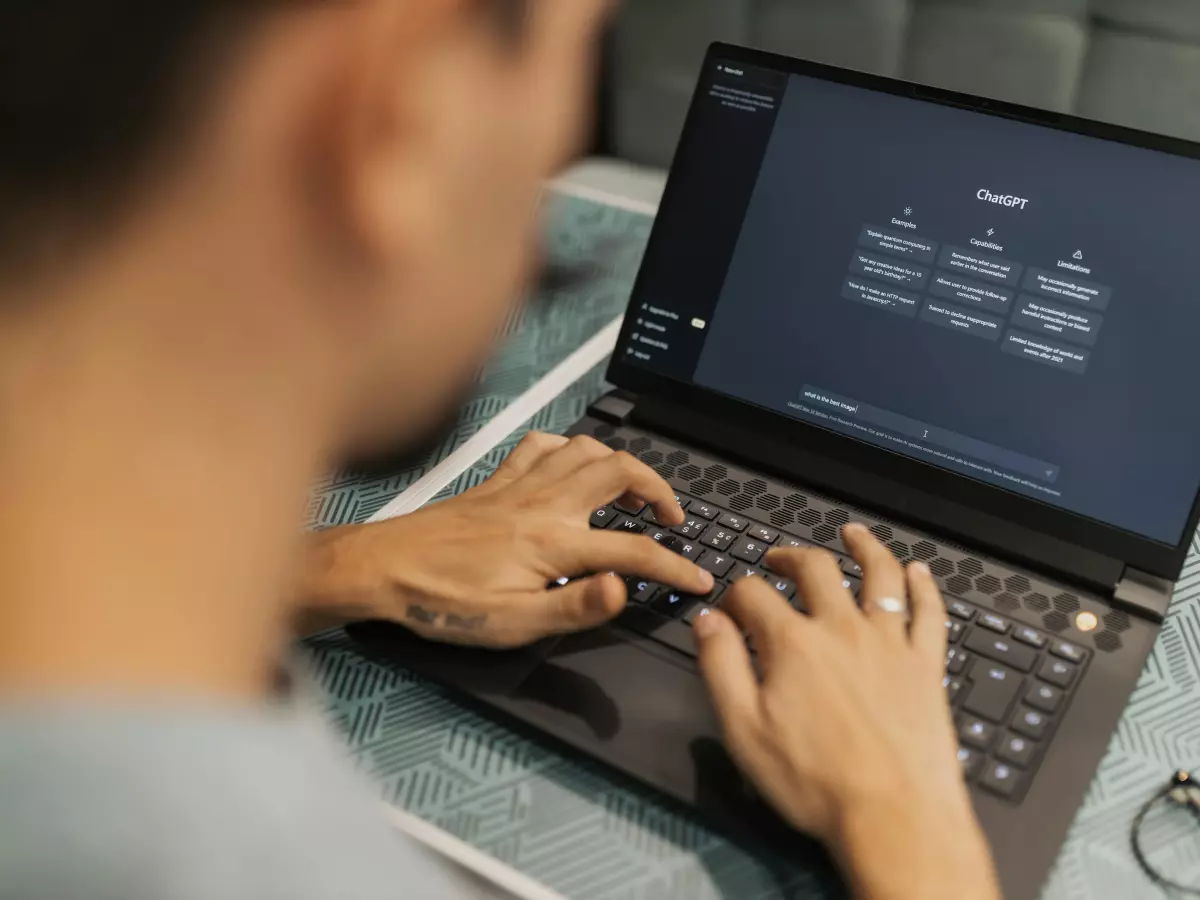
top-left (569, 434), bottom-right (606, 455)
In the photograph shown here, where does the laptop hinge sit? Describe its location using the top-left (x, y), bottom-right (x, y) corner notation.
top-left (588, 390), bottom-right (637, 425)
top-left (1112, 567), bottom-right (1173, 624)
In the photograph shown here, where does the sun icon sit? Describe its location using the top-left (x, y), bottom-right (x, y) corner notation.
top-left (904, 207), bottom-right (913, 216)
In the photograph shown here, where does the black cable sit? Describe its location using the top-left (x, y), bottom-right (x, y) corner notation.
top-left (1131, 771), bottom-right (1200, 896)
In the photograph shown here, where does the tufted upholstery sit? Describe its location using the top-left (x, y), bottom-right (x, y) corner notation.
top-left (611, 0), bottom-right (1200, 166)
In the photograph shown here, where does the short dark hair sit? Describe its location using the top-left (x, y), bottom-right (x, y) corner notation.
top-left (0, 3), bottom-right (279, 270)
top-left (0, 1), bottom-right (533, 275)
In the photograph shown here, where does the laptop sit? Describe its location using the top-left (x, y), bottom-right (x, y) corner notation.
top-left (349, 43), bottom-right (1200, 899)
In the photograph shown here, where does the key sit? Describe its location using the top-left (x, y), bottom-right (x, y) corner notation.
top-left (947, 600), bottom-right (975, 621)
top-left (1038, 657), bottom-right (1077, 689)
top-left (731, 537), bottom-right (766, 564)
top-left (1011, 707), bottom-right (1049, 740)
top-left (626, 579), bottom-right (659, 604)
top-left (956, 746), bottom-right (983, 779)
top-left (945, 619), bottom-right (965, 645)
top-left (945, 647), bottom-right (971, 675)
top-left (698, 552), bottom-right (734, 579)
top-left (944, 676), bottom-right (964, 704)
top-left (768, 577), bottom-right (796, 600)
top-left (672, 540), bottom-right (703, 562)
top-left (613, 516), bottom-right (646, 535)
top-left (703, 528), bottom-right (736, 551)
top-left (980, 761), bottom-right (1023, 799)
top-left (965, 629), bottom-right (1037, 673)
top-left (1026, 682), bottom-right (1064, 714)
top-left (647, 528), bottom-right (671, 543)
top-left (839, 557), bottom-right (864, 579)
top-left (748, 524), bottom-right (779, 544)
top-left (696, 583), bottom-right (725, 607)
top-left (779, 537), bottom-right (807, 550)
top-left (684, 604), bottom-right (715, 626)
top-left (978, 613), bottom-right (1011, 634)
top-left (651, 589), bottom-right (694, 618)
top-left (842, 576), bottom-right (862, 598)
top-left (958, 715), bottom-right (997, 750)
top-left (690, 502), bottom-right (719, 521)
top-left (590, 507), bottom-right (616, 529)
top-left (1051, 640), bottom-right (1086, 664)
top-left (614, 498), bottom-right (646, 515)
top-left (962, 663), bottom-right (1022, 723)
top-left (673, 518), bottom-right (708, 539)
top-left (1012, 625), bottom-right (1046, 649)
top-left (996, 733), bottom-right (1037, 768)
top-left (731, 565), bottom-right (762, 582)
top-left (718, 513), bottom-right (748, 532)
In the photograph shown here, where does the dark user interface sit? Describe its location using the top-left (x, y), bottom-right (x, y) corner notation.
top-left (622, 61), bottom-right (1200, 545)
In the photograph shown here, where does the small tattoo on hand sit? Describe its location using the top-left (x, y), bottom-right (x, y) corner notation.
top-left (405, 606), bottom-right (488, 633)
top-left (406, 605), bottom-right (439, 626)
top-left (445, 614), bottom-right (489, 631)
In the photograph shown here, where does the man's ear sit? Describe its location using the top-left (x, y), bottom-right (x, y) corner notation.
top-left (323, 0), bottom-right (467, 265)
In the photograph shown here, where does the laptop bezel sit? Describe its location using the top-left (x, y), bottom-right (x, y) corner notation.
top-left (606, 41), bottom-right (1200, 583)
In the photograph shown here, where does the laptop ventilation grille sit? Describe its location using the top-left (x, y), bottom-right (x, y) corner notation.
top-left (589, 424), bottom-right (1122, 653)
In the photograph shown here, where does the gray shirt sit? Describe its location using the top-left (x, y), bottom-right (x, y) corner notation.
top-left (0, 704), bottom-right (501, 899)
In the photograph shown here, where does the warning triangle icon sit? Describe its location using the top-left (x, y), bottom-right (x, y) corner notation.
top-left (1072, 250), bottom-right (1083, 260)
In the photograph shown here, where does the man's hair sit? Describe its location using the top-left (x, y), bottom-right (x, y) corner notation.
top-left (0, 3), bottom-right (278, 266)
top-left (0, 1), bottom-right (531, 273)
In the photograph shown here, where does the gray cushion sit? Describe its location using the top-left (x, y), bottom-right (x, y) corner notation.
top-left (904, 6), bottom-right (1087, 111)
top-left (749, 0), bottom-right (911, 77)
top-left (1093, 0), bottom-right (1200, 44)
top-left (614, 0), bottom-right (745, 85)
top-left (920, 0), bottom-right (1087, 14)
top-left (1077, 27), bottom-right (1200, 142)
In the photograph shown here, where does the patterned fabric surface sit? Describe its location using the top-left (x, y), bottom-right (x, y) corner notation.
top-left (304, 191), bottom-right (1200, 899)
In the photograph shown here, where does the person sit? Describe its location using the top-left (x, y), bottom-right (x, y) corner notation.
top-left (0, 2), bottom-right (1001, 899)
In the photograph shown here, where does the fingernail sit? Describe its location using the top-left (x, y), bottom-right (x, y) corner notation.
top-left (692, 608), bottom-right (722, 638)
top-left (911, 561), bottom-right (930, 577)
top-left (843, 523), bottom-right (868, 536)
top-left (698, 570), bottom-right (715, 590)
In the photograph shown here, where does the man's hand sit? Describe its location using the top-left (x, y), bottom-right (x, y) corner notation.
top-left (301, 432), bottom-right (713, 647)
top-left (694, 524), bottom-right (1000, 900)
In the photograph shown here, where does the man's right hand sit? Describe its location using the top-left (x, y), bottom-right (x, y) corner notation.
top-left (693, 524), bottom-right (1001, 900)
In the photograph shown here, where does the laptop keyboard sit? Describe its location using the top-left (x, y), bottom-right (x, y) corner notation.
top-left (588, 491), bottom-right (1090, 803)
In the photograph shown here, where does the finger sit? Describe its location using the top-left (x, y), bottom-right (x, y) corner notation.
top-left (569, 452), bottom-right (684, 525)
top-left (721, 575), bottom-right (800, 664)
top-left (843, 523), bottom-right (909, 641)
top-left (524, 573), bottom-right (628, 638)
top-left (907, 562), bottom-right (949, 660)
top-left (560, 530), bottom-right (713, 595)
top-left (484, 432), bottom-right (570, 490)
top-left (693, 609), bottom-right (765, 766)
top-left (765, 548), bottom-right (856, 625)
top-left (524, 434), bottom-right (613, 486)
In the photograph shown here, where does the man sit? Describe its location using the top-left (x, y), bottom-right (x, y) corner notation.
top-left (0, 2), bottom-right (1000, 899)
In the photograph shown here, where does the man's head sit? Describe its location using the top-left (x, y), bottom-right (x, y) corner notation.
top-left (0, 0), bottom-right (610, 453)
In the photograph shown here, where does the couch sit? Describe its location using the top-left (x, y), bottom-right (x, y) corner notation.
top-left (611, 0), bottom-right (1200, 167)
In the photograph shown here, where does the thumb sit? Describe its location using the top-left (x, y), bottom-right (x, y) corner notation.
top-left (533, 573), bottom-right (627, 636)
top-left (694, 610), bottom-right (762, 756)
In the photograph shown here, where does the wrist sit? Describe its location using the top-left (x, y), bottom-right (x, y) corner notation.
top-left (830, 784), bottom-right (998, 900)
top-left (296, 525), bottom-right (405, 633)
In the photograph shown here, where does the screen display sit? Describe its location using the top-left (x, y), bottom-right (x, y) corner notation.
top-left (621, 60), bottom-right (1200, 546)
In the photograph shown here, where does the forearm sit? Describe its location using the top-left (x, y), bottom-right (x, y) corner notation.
top-left (832, 794), bottom-right (1000, 900)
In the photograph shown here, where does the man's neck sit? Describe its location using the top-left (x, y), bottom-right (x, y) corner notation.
top-left (0, 225), bottom-right (347, 703)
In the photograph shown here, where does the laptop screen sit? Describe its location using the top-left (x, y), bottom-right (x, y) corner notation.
top-left (620, 58), bottom-right (1200, 547)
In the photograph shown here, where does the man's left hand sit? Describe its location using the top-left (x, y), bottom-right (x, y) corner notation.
top-left (299, 432), bottom-right (714, 647)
